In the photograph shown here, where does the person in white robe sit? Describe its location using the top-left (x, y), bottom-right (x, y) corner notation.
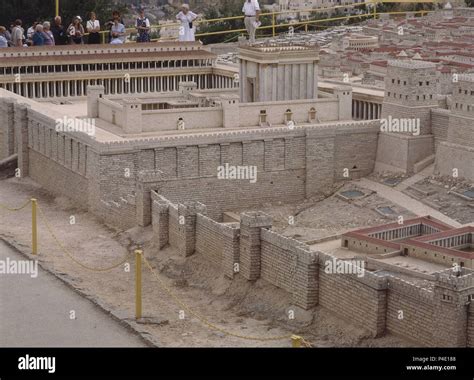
top-left (176, 4), bottom-right (198, 42)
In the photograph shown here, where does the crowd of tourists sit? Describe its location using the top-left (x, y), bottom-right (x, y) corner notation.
top-left (0, 1), bottom-right (261, 48)
top-left (0, 4), bottom-right (200, 48)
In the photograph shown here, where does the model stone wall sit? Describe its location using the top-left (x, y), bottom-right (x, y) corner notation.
top-left (98, 98), bottom-right (125, 127)
top-left (24, 109), bottom-right (95, 209)
top-left (143, 108), bottom-right (223, 132)
top-left (168, 205), bottom-right (180, 250)
top-left (149, 198), bottom-right (474, 345)
top-left (0, 91), bottom-right (380, 230)
top-left (345, 236), bottom-right (399, 255)
top-left (93, 92), bottom-right (346, 133)
top-left (29, 150), bottom-right (89, 206)
top-left (447, 114), bottom-right (474, 148)
top-left (436, 142), bottom-right (474, 180)
top-left (196, 213), bottom-right (232, 268)
top-left (238, 98), bottom-right (341, 126)
top-left (260, 229), bottom-right (308, 294)
top-left (468, 302), bottom-right (474, 347)
top-left (333, 128), bottom-right (379, 180)
top-left (318, 251), bottom-right (388, 337)
top-left (401, 243), bottom-right (473, 269)
top-left (0, 98), bottom-right (15, 160)
top-left (434, 77), bottom-right (474, 180)
top-left (375, 133), bottom-right (434, 173)
top-left (431, 108), bottom-right (450, 150)
top-left (386, 277), bottom-right (435, 346)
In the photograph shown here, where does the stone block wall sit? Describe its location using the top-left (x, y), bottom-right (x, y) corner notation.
top-left (168, 204), bottom-right (180, 250)
top-left (0, 98), bottom-right (15, 160)
top-left (318, 251), bottom-right (388, 337)
top-left (240, 212), bottom-right (272, 281)
top-left (385, 277), bottom-right (435, 346)
top-left (196, 213), bottom-right (235, 268)
top-left (375, 132), bottom-right (434, 174)
top-left (431, 108), bottom-right (449, 150)
top-left (0, 95), bottom-right (380, 229)
top-left (344, 235), bottom-right (399, 255)
top-left (447, 114), bottom-right (474, 148)
top-left (151, 191), bottom-right (171, 249)
top-left (149, 198), bottom-right (474, 345)
top-left (20, 109), bottom-right (95, 209)
top-left (435, 142), bottom-right (474, 180)
top-left (468, 302), bottom-right (474, 347)
top-left (260, 229), bottom-right (318, 309)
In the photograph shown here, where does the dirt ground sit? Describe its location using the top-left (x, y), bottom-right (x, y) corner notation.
top-left (240, 182), bottom-right (417, 242)
top-left (0, 177), bottom-right (413, 347)
top-left (407, 176), bottom-right (474, 225)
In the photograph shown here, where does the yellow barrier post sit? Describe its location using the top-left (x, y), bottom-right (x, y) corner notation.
top-left (55, 0), bottom-right (59, 17)
top-left (291, 335), bottom-right (302, 348)
top-left (31, 198), bottom-right (37, 255)
top-left (135, 249), bottom-right (142, 320)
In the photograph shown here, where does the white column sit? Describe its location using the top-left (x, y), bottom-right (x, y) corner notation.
top-left (313, 63), bottom-right (318, 99)
top-left (284, 65), bottom-right (290, 101)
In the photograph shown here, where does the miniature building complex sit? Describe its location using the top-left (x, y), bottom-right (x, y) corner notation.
top-left (1, 14), bottom-right (473, 347)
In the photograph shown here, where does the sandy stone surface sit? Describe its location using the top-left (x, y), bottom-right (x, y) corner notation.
top-left (0, 177), bottom-right (413, 347)
top-left (241, 182), bottom-right (417, 242)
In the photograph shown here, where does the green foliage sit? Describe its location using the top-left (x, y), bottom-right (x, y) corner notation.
top-left (0, 0), bottom-right (128, 28)
top-left (198, 0), bottom-right (246, 44)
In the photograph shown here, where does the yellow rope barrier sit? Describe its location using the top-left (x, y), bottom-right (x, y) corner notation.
top-left (0, 199), bottom-right (31, 212)
top-left (36, 203), bottom-right (130, 272)
top-left (141, 254), bottom-right (300, 343)
top-left (0, 198), bottom-right (312, 345)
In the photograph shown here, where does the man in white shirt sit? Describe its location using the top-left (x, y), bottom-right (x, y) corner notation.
top-left (242, 0), bottom-right (260, 43)
top-left (11, 20), bottom-right (25, 47)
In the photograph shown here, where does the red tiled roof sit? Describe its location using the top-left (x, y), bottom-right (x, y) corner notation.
top-left (370, 61), bottom-right (388, 67)
top-left (400, 227), bottom-right (473, 260)
top-left (401, 241), bottom-right (473, 260)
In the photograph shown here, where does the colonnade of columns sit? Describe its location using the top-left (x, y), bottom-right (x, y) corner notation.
top-left (431, 234), bottom-right (471, 248)
top-left (0, 73), bottom-right (237, 99)
top-left (352, 99), bottom-right (382, 120)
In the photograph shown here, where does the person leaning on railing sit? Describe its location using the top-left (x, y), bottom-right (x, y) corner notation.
top-left (110, 13), bottom-right (126, 45)
top-left (105, 11), bottom-right (124, 43)
top-left (27, 21), bottom-right (39, 46)
top-left (86, 12), bottom-right (101, 44)
top-left (11, 19), bottom-right (25, 47)
top-left (67, 16), bottom-right (85, 45)
top-left (42, 22), bottom-right (55, 46)
top-left (0, 26), bottom-right (8, 48)
top-left (32, 24), bottom-right (45, 46)
top-left (51, 16), bottom-right (67, 45)
top-left (136, 7), bottom-right (151, 43)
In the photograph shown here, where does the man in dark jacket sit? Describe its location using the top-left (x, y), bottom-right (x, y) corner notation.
top-left (51, 16), bottom-right (67, 45)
